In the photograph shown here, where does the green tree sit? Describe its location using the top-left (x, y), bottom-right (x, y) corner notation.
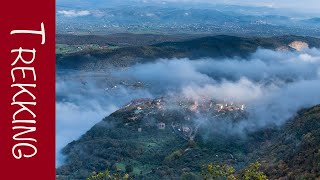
top-left (242, 162), bottom-right (267, 180)
top-left (201, 162), bottom-right (267, 180)
top-left (201, 164), bottom-right (236, 180)
top-left (86, 170), bottom-right (129, 180)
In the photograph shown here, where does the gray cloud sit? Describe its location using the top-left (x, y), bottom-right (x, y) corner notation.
top-left (57, 0), bottom-right (320, 12)
top-left (56, 71), bottom-right (152, 166)
top-left (57, 47), bottom-right (320, 165)
top-left (57, 10), bottom-right (91, 17)
top-left (116, 47), bottom-right (320, 134)
top-left (118, 48), bottom-right (320, 88)
top-left (145, 0), bottom-right (320, 12)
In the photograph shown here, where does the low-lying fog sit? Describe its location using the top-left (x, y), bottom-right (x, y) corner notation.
top-left (56, 47), bottom-right (320, 166)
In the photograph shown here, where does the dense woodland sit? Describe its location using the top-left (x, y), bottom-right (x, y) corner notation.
top-left (57, 98), bottom-right (320, 179)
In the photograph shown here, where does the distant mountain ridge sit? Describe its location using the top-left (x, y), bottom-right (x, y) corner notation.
top-left (56, 35), bottom-right (320, 70)
top-left (56, 5), bottom-right (320, 35)
top-left (303, 17), bottom-right (320, 24)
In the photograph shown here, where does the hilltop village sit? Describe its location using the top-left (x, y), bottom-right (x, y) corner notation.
top-left (119, 96), bottom-right (247, 141)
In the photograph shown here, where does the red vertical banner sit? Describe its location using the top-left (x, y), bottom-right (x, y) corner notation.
top-left (0, 0), bottom-right (55, 179)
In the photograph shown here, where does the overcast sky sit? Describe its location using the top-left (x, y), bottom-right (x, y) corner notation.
top-left (57, 0), bottom-right (320, 12)
top-left (152, 0), bottom-right (320, 11)
top-left (57, 0), bottom-right (320, 15)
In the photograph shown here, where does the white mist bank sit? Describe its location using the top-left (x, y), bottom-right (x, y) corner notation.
top-left (117, 47), bottom-right (320, 132)
top-left (56, 72), bottom-right (152, 166)
top-left (56, 47), bottom-right (320, 165)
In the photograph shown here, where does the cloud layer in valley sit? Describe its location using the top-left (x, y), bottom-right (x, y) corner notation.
top-left (56, 71), bottom-right (152, 166)
top-left (116, 47), bottom-right (320, 133)
top-left (56, 47), bottom-right (320, 165)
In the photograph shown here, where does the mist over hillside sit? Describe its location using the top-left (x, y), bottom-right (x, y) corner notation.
top-left (116, 47), bottom-right (320, 130)
top-left (56, 44), bottom-right (320, 171)
top-left (56, 1), bottom-right (320, 178)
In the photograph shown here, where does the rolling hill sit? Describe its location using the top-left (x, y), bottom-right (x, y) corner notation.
top-left (56, 96), bottom-right (320, 179)
top-left (56, 35), bottom-right (320, 70)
